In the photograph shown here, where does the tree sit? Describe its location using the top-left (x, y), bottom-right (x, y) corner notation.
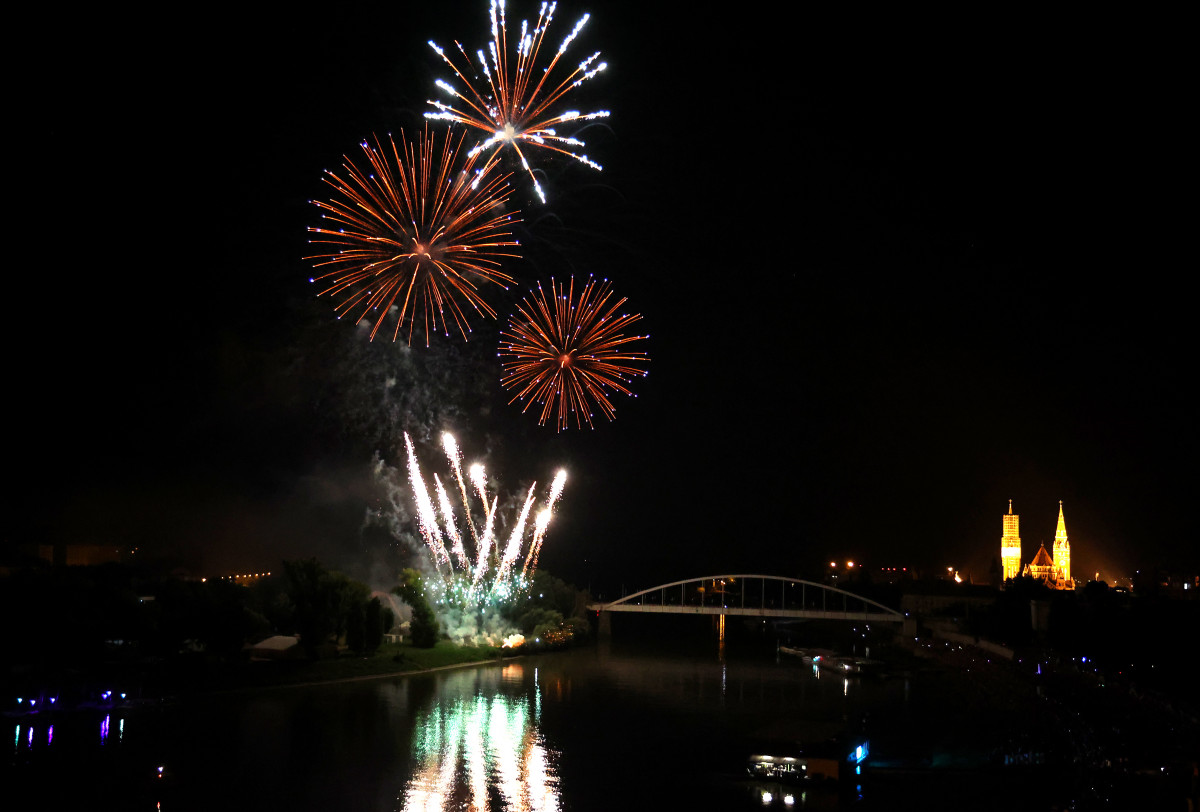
top-left (346, 600), bottom-right (366, 653)
top-left (519, 571), bottom-right (593, 638)
top-left (363, 598), bottom-right (388, 654)
top-left (394, 569), bottom-right (440, 648)
top-left (281, 558), bottom-right (368, 658)
top-left (516, 606), bottom-right (563, 639)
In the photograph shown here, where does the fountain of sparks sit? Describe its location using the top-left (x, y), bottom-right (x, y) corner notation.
top-left (404, 432), bottom-right (567, 626)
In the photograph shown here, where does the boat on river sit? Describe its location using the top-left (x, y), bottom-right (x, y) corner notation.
top-left (826, 656), bottom-right (888, 677)
top-left (745, 737), bottom-right (870, 784)
top-left (778, 645), bottom-right (888, 677)
top-left (779, 647), bottom-right (839, 666)
top-left (806, 649), bottom-right (839, 668)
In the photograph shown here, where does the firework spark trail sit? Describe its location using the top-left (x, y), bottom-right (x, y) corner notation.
top-left (546, 467), bottom-right (567, 509)
top-left (442, 433), bottom-right (480, 553)
top-left (434, 474), bottom-right (470, 570)
top-left (469, 463), bottom-right (500, 585)
top-left (403, 433), bottom-right (566, 603)
top-left (442, 433), bottom-right (501, 583)
top-left (425, 0), bottom-right (610, 203)
top-left (499, 275), bottom-right (650, 431)
top-left (496, 484), bottom-right (537, 583)
top-left (469, 463), bottom-right (490, 510)
top-left (473, 503), bottom-right (498, 586)
top-left (405, 433), bottom-right (451, 570)
top-left (522, 468), bottom-right (566, 577)
top-left (306, 128), bottom-right (521, 344)
top-left (522, 509), bottom-right (554, 580)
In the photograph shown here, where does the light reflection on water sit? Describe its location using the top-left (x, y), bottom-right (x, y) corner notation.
top-left (11, 715), bottom-right (120, 753)
top-left (400, 663), bottom-right (560, 812)
top-left (4, 645), bottom-right (869, 810)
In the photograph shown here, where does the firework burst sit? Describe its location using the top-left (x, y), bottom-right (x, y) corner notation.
top-left (425, 0), bottom-right (609, 203)
top-left (404, 431), bottom-right (566, 608)
top-left (307, 128), bottom-right (521, 345)
top-left (499, 275), bottom-right (649, 431)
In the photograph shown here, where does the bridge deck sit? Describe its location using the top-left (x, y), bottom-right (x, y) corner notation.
top-left (588, 574), bottom-right (904, 623)
top-left (586, 603), bottom-right (899, 621)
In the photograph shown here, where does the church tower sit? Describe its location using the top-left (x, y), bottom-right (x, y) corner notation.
top-left (1001, 500), bottom-right (1022, 583)
top-left (1053, 500), bottom-right (1071, 584)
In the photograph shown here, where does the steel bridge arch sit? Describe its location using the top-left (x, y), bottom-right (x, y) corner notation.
top-left (591, 574), bottom-right (903, 622)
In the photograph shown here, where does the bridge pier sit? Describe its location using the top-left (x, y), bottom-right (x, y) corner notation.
top-left (597, 610), bottom-right (611, 639)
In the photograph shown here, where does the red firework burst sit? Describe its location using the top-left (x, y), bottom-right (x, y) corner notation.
top-left (307, 128), bottom-right (521, 344)
top-left (499, 276), bottom-right (649, 431)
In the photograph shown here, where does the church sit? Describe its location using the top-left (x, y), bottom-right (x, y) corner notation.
top-left (999, 500), bottom-right (1075, 590)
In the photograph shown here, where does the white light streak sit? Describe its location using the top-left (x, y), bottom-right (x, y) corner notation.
top-left (403, 432), bottom-right (567, 605)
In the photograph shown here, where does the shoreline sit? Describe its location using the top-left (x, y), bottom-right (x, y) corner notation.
top-left (205, 654), bottom-right (521, 695)
top-left (4, 645), bottom-right (536, 713)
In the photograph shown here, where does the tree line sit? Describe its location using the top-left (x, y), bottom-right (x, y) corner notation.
top-left (0, 557), bottom-right (593, 673)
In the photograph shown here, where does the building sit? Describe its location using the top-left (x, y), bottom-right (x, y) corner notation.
top-left (1001, 500), bottom-right (1076, 590)
top-left (1000, 500), bottom-right (1023, 581)
top-left (33, 543), bottom-right (123, 567)
top-left (1051, 500), bottom-right (1071, 584)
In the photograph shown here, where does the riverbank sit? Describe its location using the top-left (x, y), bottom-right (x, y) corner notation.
top-left (872, 635), bottom-right (1200, 808)
top-left (3, 639), bottom-right (538, 714)
top-left (205, 643), bottom-right (523, 694)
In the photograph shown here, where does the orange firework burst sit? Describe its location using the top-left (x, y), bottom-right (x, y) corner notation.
top-left (307, 128), bottom-right (521, 344)
top-left (499, 276), bottom-right (649, 431)
top-left (425, 0), bottom-right (609, 203)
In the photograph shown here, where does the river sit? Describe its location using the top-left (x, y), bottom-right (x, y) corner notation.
top-left (5, 626), bottom-right (1100, 811)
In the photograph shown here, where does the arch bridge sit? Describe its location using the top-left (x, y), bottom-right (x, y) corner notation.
top-left (588, 575), bottom-right (903, 624)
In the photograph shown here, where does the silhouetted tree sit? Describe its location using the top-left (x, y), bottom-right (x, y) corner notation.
top-left (363, 598), bottom-right (387, 654)
top-left (393, 569), bottom-right (439, 648)
top-left (527, 571), bottom-right (591, 620)
top-left (516, 607), bottom-right (563, 639)
top-left (281, 558), bottom-right (368, 657)
top-left (346, 600), bottom-right (366, 653)
top-left (988, 557), bottom-right (1002, 586)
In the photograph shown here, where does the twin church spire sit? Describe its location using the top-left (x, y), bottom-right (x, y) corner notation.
top-left (1052, 500), bottom-right (1071, 584)
top-left (1001, 500), bottom-right (1075, 589)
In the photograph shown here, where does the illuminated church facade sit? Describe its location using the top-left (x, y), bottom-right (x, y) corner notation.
top-left (1000, 500), bottom-right (1075, 590)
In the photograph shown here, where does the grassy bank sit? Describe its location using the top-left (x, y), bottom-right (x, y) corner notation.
top-left (4, 641), bottom-right (551, 713)
top-left (188, 640), bottom-right (513, 694)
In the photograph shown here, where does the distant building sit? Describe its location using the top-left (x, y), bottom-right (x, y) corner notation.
top-left (33, 543), bottom-right (122, 567)
top-left (1000, 500), bottom-right (1023, 581)
top-left (1051, 500), bottom-right (1072, 584)
top-left (1001, 500), bottom-right (1075, 590)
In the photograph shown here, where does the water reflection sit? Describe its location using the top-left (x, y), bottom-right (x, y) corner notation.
top-left (399, 663), bottom-right (560, 812)
top-left (11, 722), bottom-right (54, 752)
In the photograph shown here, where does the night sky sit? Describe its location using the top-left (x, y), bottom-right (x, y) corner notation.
top-left (14, 4), bottom-right (1192, 593)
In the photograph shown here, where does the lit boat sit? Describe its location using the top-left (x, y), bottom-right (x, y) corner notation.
top-left (802, 648), bottom-right (837, 666)
top-left (745, 738), bottom-right (870, 784)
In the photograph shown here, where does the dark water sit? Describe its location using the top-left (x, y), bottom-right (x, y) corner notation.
top-left (5, 633), bottom-right (1077, 811)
